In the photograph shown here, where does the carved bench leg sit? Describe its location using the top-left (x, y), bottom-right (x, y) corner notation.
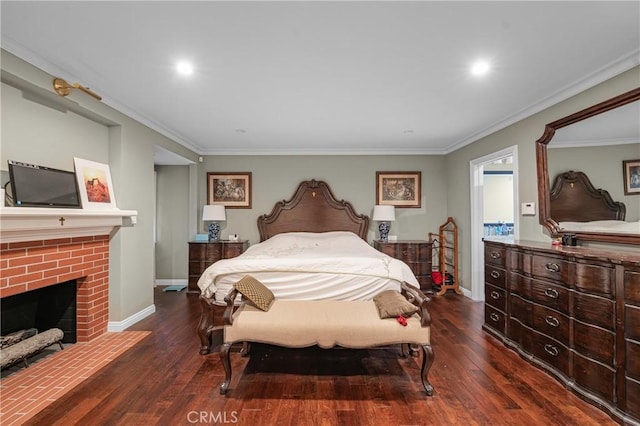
top-left (240, 341), bottom-right (250, 357)
top-left (198, 297), bottom-right (215, 355)
top-left (421, 344), bottom-right (435, 396)
top-left (219, 343), bottom-right (233, 395)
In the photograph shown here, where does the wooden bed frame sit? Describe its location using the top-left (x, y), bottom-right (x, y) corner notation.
top-left (549, 170), bottom-right (626, 223)
top-left (257, 179), bottom-right (370, 241)
top-left (198, 179), bottom-right (371, 354)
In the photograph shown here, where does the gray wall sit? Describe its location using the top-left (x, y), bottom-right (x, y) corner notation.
top-left (155, 165), bottom-right (191, 279)
top-left (1, 49), bottom-right (199, 323)
top-left (197, 155), bottom-right (447, 244)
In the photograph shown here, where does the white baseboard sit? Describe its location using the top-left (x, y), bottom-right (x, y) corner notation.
top-left (460, 286), bottom-right (472, 299)
top-left (108, 304), bottom-right (156, 332)
top-left (154, 278), bottom-right (187, 287)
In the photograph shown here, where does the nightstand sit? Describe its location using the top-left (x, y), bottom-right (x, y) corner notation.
top-left (374, 240), bottom-right (432, 290)
top-left (187, 240), bottom-right (249, 294)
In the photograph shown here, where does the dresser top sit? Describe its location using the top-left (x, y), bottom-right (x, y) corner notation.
top-left (484, 239), bottom-right (640, 264)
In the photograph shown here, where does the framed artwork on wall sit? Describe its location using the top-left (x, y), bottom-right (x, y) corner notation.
top-left (73, 157), bottom-right (118, 210)
top-left (376, 171), bottom-right (421, 208)
top-left (623, 159), bottom-right (640, 195)
top-left (207, 172), bottom-right (252, 208)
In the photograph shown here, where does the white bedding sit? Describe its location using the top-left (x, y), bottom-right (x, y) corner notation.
top-left (197, 231), bottom-right (420, 302)
top-left (559, 220), bottom-right (640, 234)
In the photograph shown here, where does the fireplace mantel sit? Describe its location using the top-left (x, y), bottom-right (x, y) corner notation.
top-left (0, 207), bottom-right (137, 243)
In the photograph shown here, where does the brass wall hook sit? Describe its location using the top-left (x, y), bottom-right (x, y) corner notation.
top-left (53, 77), bottom-right (102, 101)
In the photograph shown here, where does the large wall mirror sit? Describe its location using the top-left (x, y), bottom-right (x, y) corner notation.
top-left (536, 87), bottom-right (640, 245)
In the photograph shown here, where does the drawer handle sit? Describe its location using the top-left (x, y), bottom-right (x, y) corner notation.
top-left (489, 313), bottom-right (500, 322)
top-left (544, 344), bottom-right (559, 357)
top-left (490, 251), bottom-right (501, 259)
top-left (490, 291), bottom-right (500, 300)
top-left (544, 288), bottom-right (559, 299)
top-left (490, 271), bottom-right (501, 279)
top-left (545, 263), bottom-right (560, 273)
top-left (545, 316), bottom-right (559, 327)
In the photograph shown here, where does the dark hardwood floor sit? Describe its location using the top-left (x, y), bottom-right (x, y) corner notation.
top-left (27, 288), bottom-right (616, 425)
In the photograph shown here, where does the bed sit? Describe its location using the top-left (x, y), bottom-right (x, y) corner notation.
top-left (550, 170), bottom-right (639, 235)
top-left (197, 179), bottom-right (422, 354)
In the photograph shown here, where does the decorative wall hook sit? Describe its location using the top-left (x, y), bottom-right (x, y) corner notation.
top-left (53, 78), bottom-right (102, 101)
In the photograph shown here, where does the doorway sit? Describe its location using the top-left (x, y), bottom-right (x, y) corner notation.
top-left (469, 146), bottom-right (518, 301)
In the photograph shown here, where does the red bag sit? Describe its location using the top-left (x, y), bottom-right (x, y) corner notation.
top-left (431, 271), bottom-right (443, 285)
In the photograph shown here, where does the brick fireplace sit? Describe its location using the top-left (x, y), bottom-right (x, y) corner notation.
top-left (0, 206), bottom-right (137, 342)
top-left (1, 236), bottom-right (110, 342)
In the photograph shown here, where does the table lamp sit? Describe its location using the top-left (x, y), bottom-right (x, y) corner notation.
top-left (202, 205), bottom-right (226, 242)
top-left (373, 205), bottom-right (395, 242)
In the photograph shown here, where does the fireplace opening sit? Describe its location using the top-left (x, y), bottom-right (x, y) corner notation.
top-left (1, 280), bottom-right (77, 343)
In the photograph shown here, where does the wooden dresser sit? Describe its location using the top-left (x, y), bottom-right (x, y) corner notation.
top-left (374, 240), bottom-right (432, 290)
top-left (187, 240), bottom-right (249, 294)
top-left (483, 239), bottom-right (640, 425)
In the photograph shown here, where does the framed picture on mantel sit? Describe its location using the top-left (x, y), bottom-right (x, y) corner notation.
top-left (207, 172), bottom-right (252, 208)
top-left (73, 157), bottom-right (118, 210)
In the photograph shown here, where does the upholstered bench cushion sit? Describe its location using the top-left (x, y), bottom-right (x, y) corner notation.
top-left (224, 300), bottom-right (429, 349)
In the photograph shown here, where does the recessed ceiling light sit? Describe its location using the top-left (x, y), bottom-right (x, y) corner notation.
top-left (176, 61), bottom-right (193, 76)
top-left (471, 60), bottom-right (490, 76)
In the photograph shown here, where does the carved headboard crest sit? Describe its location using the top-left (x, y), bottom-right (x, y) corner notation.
top-left (257, 179), bottom-right (370, 241)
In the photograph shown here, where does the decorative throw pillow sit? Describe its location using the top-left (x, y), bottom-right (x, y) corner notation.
top-left (233, 275), bottom-right (275, 311)
top-left (373, 290), bottom-right (418, 319)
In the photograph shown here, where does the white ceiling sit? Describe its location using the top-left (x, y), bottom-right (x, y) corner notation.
top-left (1, 1), bottom-right (639, 159)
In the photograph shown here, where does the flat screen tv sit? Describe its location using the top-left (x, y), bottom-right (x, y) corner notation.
top-left (7, 160), bottom-right (81, 208)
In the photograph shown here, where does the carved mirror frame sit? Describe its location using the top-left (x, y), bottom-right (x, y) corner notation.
top-left (536, 87), bottom-right (640, 245)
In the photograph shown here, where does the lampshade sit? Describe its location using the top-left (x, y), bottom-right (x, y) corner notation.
top-left (372, 205), bottom-right (395, 222)
top-left (202, 205), bottom-right (226, 221)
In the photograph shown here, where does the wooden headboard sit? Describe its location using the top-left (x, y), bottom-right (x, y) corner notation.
top-left (550, 171), bottom-right (626, 222)
top-left (257, 179), bottom-right (370, 242)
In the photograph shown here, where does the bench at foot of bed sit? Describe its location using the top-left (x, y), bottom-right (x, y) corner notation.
top-left (217, 283), bottom-right (434, 396)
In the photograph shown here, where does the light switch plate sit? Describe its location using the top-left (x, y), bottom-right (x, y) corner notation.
top-left (521, 202), bottom-right (536, 216)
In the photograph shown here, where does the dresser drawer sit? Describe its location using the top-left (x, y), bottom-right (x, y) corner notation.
top-left (626, 339), bottom-right (640, 379)
top-left (508, 317), bottom-right (530, 350)
top-left (509, 294), bottom-right (532, 327)
top-left (531, 254), bottom-right (569, 284)
top-left (485, 244), bottom-right (506, 268)
top-left (509, 273), bottom-right (531, 300)
top-left (405, 261), bottom-right (431, 276)
top-left (574, 261), bottom-right (614, 297)
top-left (223, 243), bottom-right (247, 258)
top-left (398, 244), bottom-right (429, 262)
top-left (189, 261), bottom-right (209, 276)
top-left (530, 331), bottom-right (570, 378)
top-left (625, 268), bottom-right (640, 304)
top-left (485, 265), bottom-right (506, 288)
top-left (627, 304), bottom-right (640, 341)
top-left (573, 321), bottom-right (615, 366)
top-left (532, 304), bottom-right (569, 346)
top-left (626, 377), bottom-right (640, 421)
top-left (573, 351), bottom-right (615, 403)
top-left (574, 292), bottom-right (615, 331)
top-left (484, 305), bottom-right (506, 335)
top-left (485, 283), bottom-right (506, 311)
top-left (530, 280), bottom-right (569, 312)
top-left (204, 244), bottom-right (224, 261)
